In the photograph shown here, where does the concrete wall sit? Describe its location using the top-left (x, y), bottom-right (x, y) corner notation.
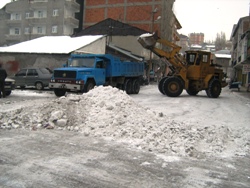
top-left (0, 53), bottom-right (69, 76)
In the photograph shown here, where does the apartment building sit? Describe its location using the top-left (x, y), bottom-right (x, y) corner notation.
top-left (189, 32), bottom-right (204, 45)
top-left (230, 16), bottom-right (250, 87)
top-left (83, 0), bottom-right (176, 40)
top-left (1, 0), bottom-right (81, 46)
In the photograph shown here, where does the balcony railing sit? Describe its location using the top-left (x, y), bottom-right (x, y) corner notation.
top-left (65, 0), bottom-right (80, 10)
top-left (64, 17), bottom-right (79, 27)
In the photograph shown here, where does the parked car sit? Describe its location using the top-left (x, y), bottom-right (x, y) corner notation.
top-left (4, 77), bottom-right (15, 96)
top-left (11, 68), bottom-right (52, 90)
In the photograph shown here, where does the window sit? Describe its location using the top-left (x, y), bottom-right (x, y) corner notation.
top-left (14, 28), bottom-right (20, 35)
top-left (24, 27), bottom-right (30, 34)
top-left (186, 54), bottom-right (196, 65)
top-left (38, 11), bottom-right (43, 18)
top-left (25, 12), bottom-right (30, 19)
top-left (52, 26), bottom-right (58, 33)
top-left (53, 9), bottom-right (59, 16)
top-left (37, 27), bottom-right (43, 34)
top-left (202, 55), bottom-right (208, 63)
top-left (16, 69), bottom-right (27, 76)
top-left (27, 69), bottom-right (38, 76)
top-left (11, 13), bottom-right (21, 20)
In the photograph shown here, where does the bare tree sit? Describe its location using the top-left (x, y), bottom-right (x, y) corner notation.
top-left (215, 32), bottom-right (226, 50)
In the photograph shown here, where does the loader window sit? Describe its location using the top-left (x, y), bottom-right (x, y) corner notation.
top-left (202, 55), bottom-right (208, 63)
top-left (186, 54), bottom-right (196, 65)
top-left (196, 55), bottom-right (202, 65)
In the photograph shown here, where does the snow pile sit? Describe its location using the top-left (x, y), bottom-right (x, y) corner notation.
top-left (0, 86), bottom-right (249, 158)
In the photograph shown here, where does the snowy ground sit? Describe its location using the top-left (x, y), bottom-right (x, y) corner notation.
top-left (0, 85), bottom-right (250, 187)
top-left (1, 85), bottom-right (249, 159)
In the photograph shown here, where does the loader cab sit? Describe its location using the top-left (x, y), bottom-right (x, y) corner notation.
top-left (186, 51), bottom-right (211, 79)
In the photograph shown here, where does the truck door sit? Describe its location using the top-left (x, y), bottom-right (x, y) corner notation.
top-left (200, 54), bottom-right (209, 78)
top-left (95, 60), bottom-right (106, 85)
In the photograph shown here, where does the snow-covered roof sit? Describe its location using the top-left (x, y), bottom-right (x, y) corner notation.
top-left (190, 44), bottom-right (202, 48)
top-left (0, 0), bottom-right (11, 9)
top-left (107, 43), bottom-right (144, 62)
top-left (205, 45), bottom-right (215, 48)
top-left (214, 54), bottom-right (231, 59)
top-left (0, 35), bottom-right (105, 54)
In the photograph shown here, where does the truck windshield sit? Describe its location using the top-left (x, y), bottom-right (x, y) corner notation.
top-left (70, 58), bottom-right (95, 67)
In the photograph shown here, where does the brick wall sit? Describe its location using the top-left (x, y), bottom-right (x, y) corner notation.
top-left (83, 0), bottom-right (164, 34)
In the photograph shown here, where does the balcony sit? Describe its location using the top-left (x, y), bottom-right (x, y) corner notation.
top-left (64, 17), bottom-right (79, 27)
top-left (65, 0), bottom-right (80, 11)
top-left (6, 19), bottom-right (22, 26)
top-left (5, 34), bottom-right (21, 41)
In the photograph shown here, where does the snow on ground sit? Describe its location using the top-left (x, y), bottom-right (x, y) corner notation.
top-left (0, 86), bottom-right (249, 159)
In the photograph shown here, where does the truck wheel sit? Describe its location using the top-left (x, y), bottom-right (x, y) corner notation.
top-left (158, 77), bottom-right (168, 94)
top-left (5, 91), bottom-right (11, 96)
top-left (206, 79), bottom-right (221, 98)
top-left (54, 89), bottom-right (66, 97)
top-left (132, 79), bottom-right (140, 94)
top-left (162, 77), bottom-right (183, 97)
top-left (124, 79), bottom-right (132, 94)
top-left (84, 81), bottom-right (95, 93)
top-left (35, 82), bottom-right (44, 90)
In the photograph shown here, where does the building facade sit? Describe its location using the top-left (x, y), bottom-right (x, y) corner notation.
top-left (1, 0), bottom-right (81, 46)
top-left (230, 16), bottom-right (250, 87)
top-left (83, 0), bottom-right (176, 40)
top-left (189, 32), bottom-right (204, 45)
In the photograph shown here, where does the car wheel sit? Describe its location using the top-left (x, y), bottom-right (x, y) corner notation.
top-left (35, 82), bottom-right (44, 90)
top-left (5, 91), bottom-right (11, 96)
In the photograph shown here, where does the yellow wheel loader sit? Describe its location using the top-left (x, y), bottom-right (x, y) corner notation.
top-left (138, 33), bottom-right (228, 98)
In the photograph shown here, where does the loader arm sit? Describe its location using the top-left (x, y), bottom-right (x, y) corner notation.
top-left (137, 33), bottom-right (187, 71)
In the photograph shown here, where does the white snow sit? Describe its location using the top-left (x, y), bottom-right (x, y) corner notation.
top-left (0, 0), bottom-right (11, 9)
top-left (0, 85), bottom-right (249, 159)
top-left (0, 35), bottom-right (105, 54)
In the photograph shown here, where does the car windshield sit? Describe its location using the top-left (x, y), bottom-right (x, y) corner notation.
top-left (70, 58), bottom-right (95, 68)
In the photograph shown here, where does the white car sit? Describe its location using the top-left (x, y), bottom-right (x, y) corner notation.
top-left (4, 77), bottom-right (15, 96)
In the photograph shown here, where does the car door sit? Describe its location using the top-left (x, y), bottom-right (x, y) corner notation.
top-left (14, 69), bottom-right (27, 87)
top-left (25, 69), bottom-right (39, 86)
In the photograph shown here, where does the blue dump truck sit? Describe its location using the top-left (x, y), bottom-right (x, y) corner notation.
top-left (49, 54), bottom-right (144, 97)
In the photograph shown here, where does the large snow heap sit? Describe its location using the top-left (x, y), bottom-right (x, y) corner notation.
top-left (0, 86), bottom-right (248, 158)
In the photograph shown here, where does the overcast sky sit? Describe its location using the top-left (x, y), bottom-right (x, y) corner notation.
top-left (174, 0), bottom-right (249, 42)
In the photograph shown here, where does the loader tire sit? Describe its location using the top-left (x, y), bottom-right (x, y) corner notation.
top-left (206, 79), bottom-right (221, 98)
top-left (162, 77), bottom-right (183, 97)
top-left (158, 77), bottom-right (168, 95)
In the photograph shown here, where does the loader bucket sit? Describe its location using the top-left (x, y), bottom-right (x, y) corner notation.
top-left (137, 33), bottom-right (158, 49)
